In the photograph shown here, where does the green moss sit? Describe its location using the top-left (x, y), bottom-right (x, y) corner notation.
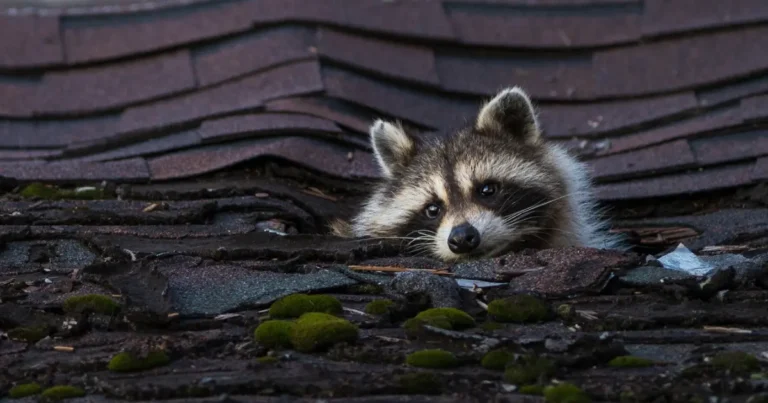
top-left (710, 351), bottom-right (760, 373)
top-left (747, 393), bottom-right (768, 403)
top-left (107, 351), bottom-right (170, 372)
top-left (488, 295), bottom-right (550, 323)
top-left (481, 321), bottom-right (504, 331)
top-left (19, 183), bottom-right (106, 200)
top-left (289, 312), bottom-right (358, 352)
top-left (503, 355), bottom-right (556, 385)
top-left (20, 183), bottom-right (62, 200)
top-left (398, 372), bottom-right (441, 395)
top-left (41, 385), bottom-right (86, 400)
top-left (257, 356), bottom-right (279, 364)
top-left (9, 383), bottom-right (43, 398)
top-left (556, 304), bottom-right (573, 319)
top-left (609, 355), bottom-right (654, 368)
top-left (254, 320), bottom-right (295, 349)
top-left (347, 284), bottom-right (384, 294)
top-left (543, 383), bottom-right (591, 403)
top-left (62, 294), bottom-right (120, 315)
top-left (7, 326), bottom-right (48, 343)
top-left (364, 299), bottom-right (394, 315)
top-left (413, 307), bottom-right (475, 330)
top-left (405, 349), bottom-right (459, 369)
top-left (481, 349), bottom-right (514, 371)
top-left (520, 384), bottom-right (545, 395)
top-left (620, 391), bottom-right (637, 403)
top-left (268, 294), bottom-right (342, 318)
top-left (752, 373), bottom-right (768, 380)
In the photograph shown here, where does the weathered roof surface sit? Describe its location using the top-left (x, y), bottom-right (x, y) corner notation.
top-left (0, 0), bottom-right (767, 200)
top-left (2, 2), bottom-right (768, 402)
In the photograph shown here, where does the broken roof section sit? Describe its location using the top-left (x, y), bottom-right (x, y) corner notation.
top-left (0, 0), bottom-right (767, 200)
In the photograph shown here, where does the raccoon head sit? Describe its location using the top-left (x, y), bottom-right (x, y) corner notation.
top-left (351, 87), bottom-right (571, 262)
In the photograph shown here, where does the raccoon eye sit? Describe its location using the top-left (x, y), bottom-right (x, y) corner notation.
top-left (479, 182), bottom-right (499, 197)
top-left (424, 203), bottom-right (441, 219)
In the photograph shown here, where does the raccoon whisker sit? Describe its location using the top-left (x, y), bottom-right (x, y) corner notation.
top-left (501, 193), bottom-right (573, 223)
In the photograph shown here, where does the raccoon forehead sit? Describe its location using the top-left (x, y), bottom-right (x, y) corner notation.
top-left (381, 172), bottom-right (449, 220)
top-left (453, 154), bottom-right (555, 195)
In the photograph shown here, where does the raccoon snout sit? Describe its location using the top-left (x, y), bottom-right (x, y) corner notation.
top-left (448, 223), bottom-right (480, 254)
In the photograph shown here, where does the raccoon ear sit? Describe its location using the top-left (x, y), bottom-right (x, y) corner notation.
top-left (475, 87), bottom-right (541, 144)
top-left (369, 119), bottom-right (415, 178)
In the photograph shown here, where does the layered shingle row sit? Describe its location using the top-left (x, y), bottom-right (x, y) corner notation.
top-left (0, 0), bottom-right (766, 200)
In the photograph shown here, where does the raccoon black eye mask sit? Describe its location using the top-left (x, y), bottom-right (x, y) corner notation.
top-left (332, 86), bottom-right (627, 262)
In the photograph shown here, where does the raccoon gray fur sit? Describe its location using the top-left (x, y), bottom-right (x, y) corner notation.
top-left (331, 87), bottom-right (627, 262)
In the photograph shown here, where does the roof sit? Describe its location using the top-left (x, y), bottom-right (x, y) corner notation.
top-left (0, 0), bottom-right (766, 200)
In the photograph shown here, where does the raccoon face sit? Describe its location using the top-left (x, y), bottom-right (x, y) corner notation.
top-left (352, 87), bottom-right (569, 262)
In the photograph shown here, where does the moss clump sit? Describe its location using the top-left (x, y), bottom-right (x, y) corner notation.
top-left (365, 299), bottom-right (394, 315)
top-left (481, 349), bottom-right (514, 371)
top-left (520, 384), bottom-right (545, 395)
top-left (107, 351), bottom-right (170, 372)
top-left (20, 183), bottom-right (62, 200)
top-left (257, 356), bottom-right (279, 364)
top-left (556, 304), bottom-right (573, 319)
top-left (481, 321), bottom-right (504, 331)
top-left (405, 349), bottom-right (459, 369)
top-left (710, 350), bottom-right (760, 373)
top-left (7, 326), bottom-right (48, 343)
top-left (609, 355), bottom-right (654, 368)
top-left (543, 383), bottom-right (591, 403)
top-left (488, 295), bottom-right (550, 323)
top-left (62, 294), bottom-right (120, 315)
top-left (268, 294), bottom-right (342, 318)
top-left (413, 307), bottom-right (475, 330)
top-left (254, 320), bottom-right (295, 349)
top-left (19, 183), bottom-right (106, 200)
top-left (504, 355), bottom-right (556, 385)
top-left (41, 385), bottom-right (86, 400)
top-left (289, 312), bottom-right (358, 352)
top-left (9, 383), bottom-right (43, 398)
top-left (398, 372), bottom-right (441, 395)
top-left (348, 284), bottom-right (384, 294)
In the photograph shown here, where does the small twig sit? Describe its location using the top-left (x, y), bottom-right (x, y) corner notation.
top-left (343, 307), bottom-right (375, 319)
top-left (302, 187), bottom-right (338, 202)
top-left (702, 326), bottom-right (752, 334)
top-left (348, 265), bottom-right (453, 276)
top-left (54, 346), bottom-right (74, 352)
top-left (375, 335), bottom-right (408, 343)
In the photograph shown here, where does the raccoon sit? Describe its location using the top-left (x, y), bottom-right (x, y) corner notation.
top-left (332, 87), bottom-right (627, 262)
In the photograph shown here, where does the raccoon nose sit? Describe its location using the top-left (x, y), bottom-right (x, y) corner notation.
top-left (448, 223), bottom-right (480, 254)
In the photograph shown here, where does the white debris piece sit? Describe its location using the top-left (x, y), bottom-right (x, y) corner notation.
top-left (657, 243), bottom-right (715, 276)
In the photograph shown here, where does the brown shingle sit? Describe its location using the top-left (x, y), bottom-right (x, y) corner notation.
top-left (587, 139), bottom-right (696, 181)
top-left (741, 94), bottom-right (768, 122)
top-left (0, 15), bottom-right (63, 68)
top-left (594, 163), bottom-right (755, 200)
top-left (317, 28), bottom-right (440, 86)
top-left (594, 25), bottom-right (768, 96)
top-left (323, 66), bottom-right (478, 130)
top-left (74, 130), bottom-right (202, 162)
top-left (0, 157), bottom-right (150, 182)
top-left (0, 79), bottom-right (39, 118)
top-left (248, 0), bottom-right (455, 40)
top-left (340, 0), bottom-right (455, 41)
top-left (62, 1), bottom-right (253, 63)
top-left (435, 51), bottom-right (595, 100)
top-left (599, 107), bottom-right (743, 155)
top-left (753, 157), bottom-right (768, 181)
top-left (538, 92), bottom-right (698, 137)
top-left (0, 149), bottom-right (61, 161)
top-left (148, 137), bottom-right (378, 181)
top-left (118, 60), bottom-right (324, 136)
top-left (193, 26), bottom-right (316, 87)
top-left (199, 113), bottom-right (341, 142)
top-left (0, 116), bottom-right (118, 148)
top-left (690, 130), bottom-right (768, 166)
top-left (38, 50), bottom-right (195, 115)
top-left (698, 75), bottom-right (768, 107)
top-left (643, 0), bottom-right (768, 37)
top-left (265, 96), bottom-right (374, 134)
top-left (446, 2), bottom-right (641, 47)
